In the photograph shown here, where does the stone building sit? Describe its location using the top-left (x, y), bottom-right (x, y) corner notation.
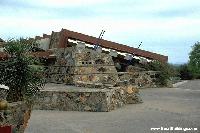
top-left (29, 29), bottom-right (167, 88)
top-left (0, 29), bottom-right (168, 112)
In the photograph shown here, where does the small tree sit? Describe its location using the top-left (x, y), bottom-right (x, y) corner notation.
top-left (0, 38), bottom-right (45, 102)
top-left (188, 42), bottom-right (200, 79)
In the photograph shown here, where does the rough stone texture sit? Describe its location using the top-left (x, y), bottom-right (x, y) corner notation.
top-left (33, 83), bottom-right (142, 112)
top-left (0, 101), bottom-right (31, 132)
top-left (46, 45), bottom-right (161, 89)
top-left (45, 44), bottom-right (159, 89)
top-left (34, 87), bottom-right (122, 112)
top-left (35, 44), bottom-right (143, 112)
top-left (120, 85), bottom-right (143, 104)
top-left (46, 45), bottom-right (119, 86)
top-left (73, 45), bottom-right (119, 86)
top-left (49, 32), bottom-right (60, 49)
top-left (118, 71), bottom-right (160, 88)
top-left (46, 48), bottom-right (75, 84)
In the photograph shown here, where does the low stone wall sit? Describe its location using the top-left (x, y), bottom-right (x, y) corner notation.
top-left (34, 88), bottom-right (121, 112)
top-left (118, 71), bottom-right (159, 88)
top-left (33, 84), bottom-right (142, 112)
top-left (0, 101), bottom-right (31, 132)
top-left (120, 85), bottom-right (143, 104)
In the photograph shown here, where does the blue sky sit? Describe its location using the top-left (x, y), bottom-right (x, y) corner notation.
top-left (0, 0), bottom-right (200, 64)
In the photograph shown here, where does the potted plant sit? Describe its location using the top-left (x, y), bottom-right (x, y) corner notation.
top-left (0, 38), bottom-right (45, 132)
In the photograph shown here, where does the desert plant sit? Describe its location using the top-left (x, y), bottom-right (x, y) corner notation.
top-left (0, 38), bottom-right (45, 102)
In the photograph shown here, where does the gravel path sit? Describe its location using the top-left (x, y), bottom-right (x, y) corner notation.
top-left (25, 80), bottom-right (200, 133)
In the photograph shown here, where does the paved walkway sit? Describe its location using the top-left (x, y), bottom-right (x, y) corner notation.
top-left (25, 80), bottom-right (200, 133)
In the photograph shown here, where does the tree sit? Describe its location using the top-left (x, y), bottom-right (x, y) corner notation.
top-left (0, 38), bottom-right (45, 102)
top-left (178, 64), bottom-right (193, 80)
top-left (189, 42), bottom-right (200, 79)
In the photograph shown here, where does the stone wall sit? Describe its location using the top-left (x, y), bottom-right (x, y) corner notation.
top-left (33, 84), bottom-right (142, 112)
top-left (120, 85), bottom-right (143, 104)
top-left (34, 87), bottom-right (121, 112)
top-left (46, 48), bottom-right (75, 84)
top-left (73, 47), bottom-right (119, 86)
top-left (34, 43), bottom-right (143, 113)
top-left (46, 44), bottom-right (119, 86)
top-left (118, 70), bottom-right (160, 88)
top-left (49, 32), bottom-right (60, 49)
top-left (44, 42), bottom-right (161, 89)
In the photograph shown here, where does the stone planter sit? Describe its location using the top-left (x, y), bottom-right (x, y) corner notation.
top-left (0, 86), bottom-right (32, 132)
top-left (0, 101), bottom-right (32, 133)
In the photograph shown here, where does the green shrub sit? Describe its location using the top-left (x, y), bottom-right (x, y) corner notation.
top-left (0, 38), bottom-right (45, 102)
top-left (145, 61), bottom-right (177, 86)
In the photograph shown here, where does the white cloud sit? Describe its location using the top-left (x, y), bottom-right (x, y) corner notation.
top-left (25, 0), bottom-right (111, 7)
top-left (1, 0), bottom-right (200, 63)
top-left (1, 16), bottom-right (199, 43)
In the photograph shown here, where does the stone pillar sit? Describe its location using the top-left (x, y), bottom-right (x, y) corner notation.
top-left (73, 43), bottom-right (119, 87)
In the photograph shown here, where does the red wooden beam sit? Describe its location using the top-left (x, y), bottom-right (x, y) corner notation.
top-left (60, 29), bottom-right (168, 62)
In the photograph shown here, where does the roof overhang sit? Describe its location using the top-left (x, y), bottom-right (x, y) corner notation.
top-left (58, 29), bottom-right (168, 62)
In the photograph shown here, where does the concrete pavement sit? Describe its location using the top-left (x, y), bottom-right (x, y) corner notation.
top-left (25, 80), bottom-right (200, 133)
